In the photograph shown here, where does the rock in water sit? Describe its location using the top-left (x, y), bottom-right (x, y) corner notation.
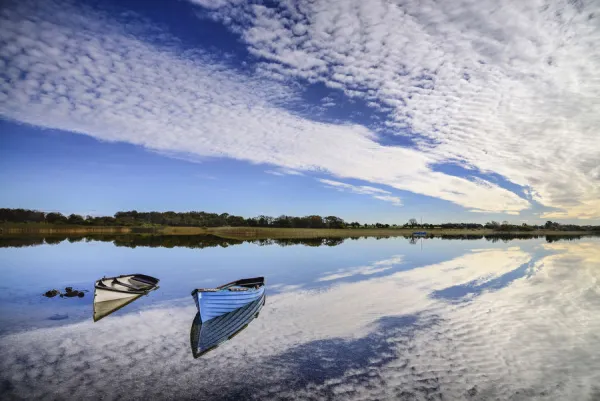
top-left (43, 289), bottom-right (60, 298)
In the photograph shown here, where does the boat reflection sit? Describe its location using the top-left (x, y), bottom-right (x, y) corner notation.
top-left (190, 293), bottom-right (266, 358)
top-left (93, 295), bottom-right (144, 322)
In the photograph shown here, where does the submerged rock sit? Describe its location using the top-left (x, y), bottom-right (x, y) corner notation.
top-left (43, 288), bottom-right (87, 298)
top-left (61, 289), bottom-right (85, 298)
top-left (48, 313), bottom-right (69, 321)
top-left (43, 289), bottom-right (60, 298)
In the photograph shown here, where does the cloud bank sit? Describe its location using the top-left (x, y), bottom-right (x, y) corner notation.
top-left (193, 0), bottom-right (600, 219)
top-left (0, 0), bottom-right (536, 215)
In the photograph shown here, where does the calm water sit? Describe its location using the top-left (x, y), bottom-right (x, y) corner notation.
top-left (1, 235), bottom-right (599, 400)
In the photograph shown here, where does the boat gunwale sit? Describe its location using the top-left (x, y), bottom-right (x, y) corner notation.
top-left (191, 276), bottom-right (264, 296)
top-left (95, 274), bottom-right (160, 295)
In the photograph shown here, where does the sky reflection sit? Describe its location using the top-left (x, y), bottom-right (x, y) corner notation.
top-left (0, 237), bottom-right (599, 400)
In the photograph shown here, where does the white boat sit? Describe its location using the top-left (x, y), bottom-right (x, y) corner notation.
top-left (191, 277), bottom-right (265, 323)
top-left (93, 274), bottom-right (159, 322)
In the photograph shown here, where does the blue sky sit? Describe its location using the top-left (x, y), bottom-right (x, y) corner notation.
top-left (0, 0), bottom-right (598, 224)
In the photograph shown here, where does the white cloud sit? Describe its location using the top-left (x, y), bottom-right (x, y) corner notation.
top-left (195, 0), bottom-right (600, 220)
top-left (319, 179), bottom-right (389, 195)
top-left (0, 0), bottom-right (534, 215)
top-left (372, 195), bottom-right (402, 207)
top-left (319, 178), bottom-right (403, 206)
top-left (265, 168), bottom-right (304, 176)
top-left (195, 173), bottom-right (217, 180)
top-left (541, 199), bottom-right (600, 220)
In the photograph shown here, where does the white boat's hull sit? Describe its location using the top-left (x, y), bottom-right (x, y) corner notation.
top-left (94, 287), bottom-right (142, 303)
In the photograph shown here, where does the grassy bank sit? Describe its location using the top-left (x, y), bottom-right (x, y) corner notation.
top-left (1, 224), bottom-right (597, 239)
top-left (0, 223), bottom-right (131, 235)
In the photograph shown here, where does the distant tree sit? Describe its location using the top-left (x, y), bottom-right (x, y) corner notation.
top-left (114, 211), bottom-right (137, 226)
top-left (306, 215), bottom-right (324, 228)
top-left (45, 212), bottom-right (68, 224)
top-left (486, 221), bottom-right (500, 229)
top-left (257, 215), bottom-right (273, 227)
top-left (226, 215), bottom-right (246, 227)
top-left (408, 218), bottom-right (418, 227)
top-left (273, 215), bottom-right (292, 228)
top-left (67, 214), bottom-right (85, 225)
top-left (324, 216), bottom-right (346, 229)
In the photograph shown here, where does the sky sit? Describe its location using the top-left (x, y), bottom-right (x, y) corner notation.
top-left (0, 0), bottom-right (598, 224)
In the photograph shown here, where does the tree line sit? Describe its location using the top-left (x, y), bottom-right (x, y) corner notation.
top-left (1, 208), bottom-right (599, 231)
top-left (0, 208), bottom-right (352, 228)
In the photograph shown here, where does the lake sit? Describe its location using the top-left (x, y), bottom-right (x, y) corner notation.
top-left (1, 234), bottom-right (599, 400)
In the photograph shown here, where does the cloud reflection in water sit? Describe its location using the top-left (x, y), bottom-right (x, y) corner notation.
top-left (1, 240), bottom-right (599, 400)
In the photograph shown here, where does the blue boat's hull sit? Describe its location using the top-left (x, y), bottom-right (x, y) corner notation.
top-left (194, 288), bottom-right (265, 322)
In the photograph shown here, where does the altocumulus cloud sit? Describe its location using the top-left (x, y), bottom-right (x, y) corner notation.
top-left (4, 0), bottom-right (594, 216)
top-left (192, 0), bottom-right (600, 219)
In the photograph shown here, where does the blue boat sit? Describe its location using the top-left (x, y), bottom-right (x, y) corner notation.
top-left (412, 231), bottom-right (427, 236)
top-left (190, 293), bottom-right (266, 358)
top-left (191, 277), bottom-right (265, 323)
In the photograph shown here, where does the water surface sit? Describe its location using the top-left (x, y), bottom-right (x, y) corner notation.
top-left (1, 235), bottom-right (599, 400)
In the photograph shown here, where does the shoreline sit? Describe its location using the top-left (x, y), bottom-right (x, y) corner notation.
top-left (1, 225), bottom-right (598, 240)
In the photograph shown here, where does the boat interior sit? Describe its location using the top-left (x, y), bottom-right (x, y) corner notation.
top-left (193, 276), bottom-right (264, 293)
